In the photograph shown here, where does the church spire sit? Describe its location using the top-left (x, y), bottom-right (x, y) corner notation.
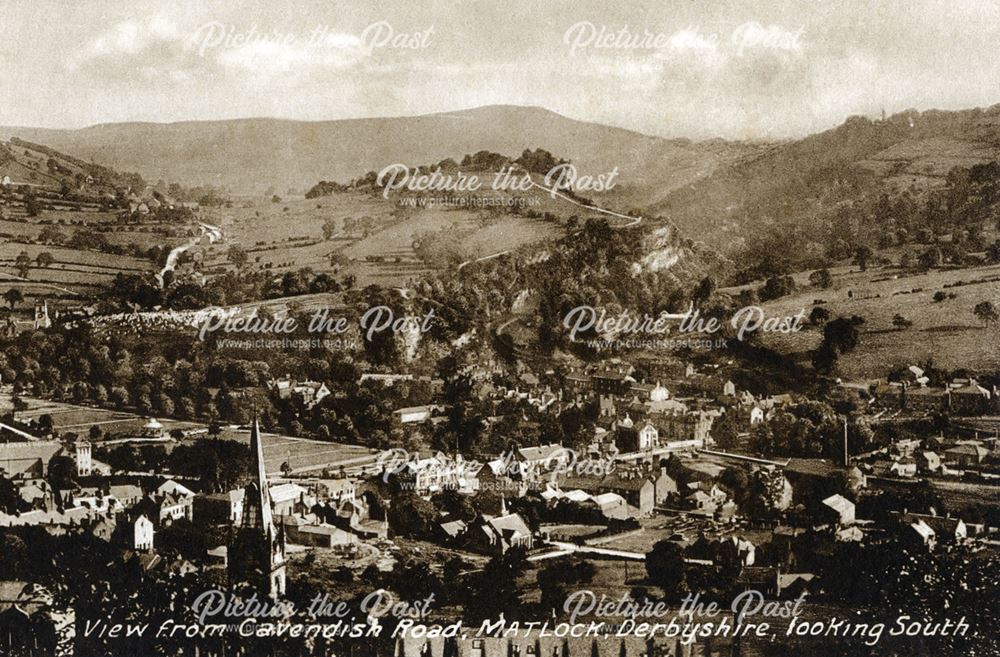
top-left (243, 416), bottom-right (274, 533)
top-left (230, 415), bottom-right (287, 597)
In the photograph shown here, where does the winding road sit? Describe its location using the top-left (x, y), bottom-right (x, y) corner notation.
top-left (156, 222), bottom-right (222, 287)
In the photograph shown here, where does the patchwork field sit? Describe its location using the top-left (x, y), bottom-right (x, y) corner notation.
top-left (736, 262), bottom-right (1000, 378)
top-left (0, 196), bottom-right (192, 316)
top-left (0, 240), bottom-right (155, 310)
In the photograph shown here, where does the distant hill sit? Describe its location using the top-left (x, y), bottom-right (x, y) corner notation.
top-left (0, 105), bottom-right (759, 202)
top-left (654, 105), bottom-right (1000, 270)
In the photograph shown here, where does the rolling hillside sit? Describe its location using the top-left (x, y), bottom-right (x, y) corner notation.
top-left (0, 138), bottom-right (193, 313)
top-left (654, 105), bottom-right (1000, 262)
top-left (1, 105), bottom-right (760, 203)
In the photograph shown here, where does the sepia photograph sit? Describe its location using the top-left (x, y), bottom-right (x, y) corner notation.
top-left (0, 1), bottom-right (998, 655)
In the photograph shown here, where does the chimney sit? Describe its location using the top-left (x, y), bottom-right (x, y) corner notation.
top-left (843, 416), bottom-right (850, 467)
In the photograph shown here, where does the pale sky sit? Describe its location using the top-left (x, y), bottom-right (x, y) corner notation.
top-left (2, 0), bottom-right (1000, 140)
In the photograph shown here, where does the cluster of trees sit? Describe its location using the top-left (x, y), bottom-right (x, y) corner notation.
top-left (811, 315), bottom-right (864, 373)
top-left (306, 148), bottom-right (569, 198)
top-left (818, 537), bottom-right (999, 655)
top-left (749, 398), bottom-right (875, 459)
top-left (97, 439), bottom-right (251, 492)
top-left (719, 149), bottom-right (1000, 285)
top-left (141, 179), bottom-right (229, 208)
top-left (106, 264), bottom-right (352, 311)
top-left (0, 281), bottom-right (456, 442)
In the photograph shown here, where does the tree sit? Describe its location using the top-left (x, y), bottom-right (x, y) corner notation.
top-left (109, 386), bottom-right (129, 408)
top-left (760, 275), bottom-right (795, 301)
top-left (37, 226), bottom-right (66, 246)
top-left (23, 193), bottom-right (40, 217)
top-left (823, 317), bottom-right (861, 354)
top-left (853, 245), bottom-right (874, 271)
top-left (692, 276), bottom-right (716, 304)
top-left (36, 414), bottom-right (54, 435)
top-left (0, 476), bottom-right (20, 514)
top-left (387, 491), bottom-right (438, 537)
top-left (537, 559), bottom-right (596, 617)
top-left (227, 245), bottom-right (249, 269)
top-left (892, 314), bottom-right (912, 330)
top-left (974, 301), bottom-right (999, 326)
top-left (710, 409), bottom-right (742, 450)
top-left (464, 548), bottom-right (527, 622)
top-left (14, 251), bottom-right (31, 278)
top-left (3, 288), bottom-right (23, 310)
top-left (88, 425), bottom-right (102, 441)
top-left (808, 268), bottom-right (833, 289)
top-left (35, 252), bottom-right (55, 268)
top-left (321, 219), bottom-right (338, 240)
top-left (809, 306), bottom-right (830, 325)
top-left (933, 291), bottom-right (948, 303)
top-left (813, 316), bottom-right (862, 374)
top-left (47, 455), bottom-right (77, 490)
top-left (645, 540), bottom-right (687, 600)
top-left (719, 467), bottom-right (750, 502)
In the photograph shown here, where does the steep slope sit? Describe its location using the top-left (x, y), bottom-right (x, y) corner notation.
top-left (0, 137), bottom-right (144, 200)
top-left (654, 105), bottom-right (1000, 260)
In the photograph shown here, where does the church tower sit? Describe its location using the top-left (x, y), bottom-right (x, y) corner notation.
top-left (228, 418), bottom-right (286, 597)
top-left (75, 440), bottom-right (92, 477)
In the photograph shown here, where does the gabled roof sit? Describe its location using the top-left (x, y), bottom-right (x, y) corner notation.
top-left (0, 581), bottom-right (53, 614)
top-left (203, 489), bottom-right (246, 503)
top-left (439, 519), bottom-right (467, 538)
top-left (486, 513), bottom-right (531, 538)
top-left (821, 494), bottom-right (854, 514)
top-left (0, 441), bottom-right (63, 476)
top-left (902, 512), bottom-right (965, 536)
top-left (945, 444), bottom-right (988, 457)
top-left (909, 519), bottom-right (935, 540)
top-left (269, 483), bottom-right (307, 504)
top-left (156, 479), bottom-right (195, 498)
top-left (109, 484), bottom-right (143, 499)
top-left (907, 386), bottom-right (947, 397)
top-left (517, 443), bottom-right (564, 462)
top-left (561, 472), bottom-right (651, 493)
top-left (592, 492), bottom-right (625, 508)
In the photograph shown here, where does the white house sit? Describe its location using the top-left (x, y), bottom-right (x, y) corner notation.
top-left (394, 406), bottom-right (432, 424)
top-left (124, 513), bottom-right (155, 551)
top-left (650, 382), bottom-right (670, 402)
top-left (820, 494), bottom-right (855, 525)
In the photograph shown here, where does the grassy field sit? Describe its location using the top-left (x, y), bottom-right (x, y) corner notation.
top-left (0, 206), bottom-right (186, 313)
top-left (0, 241), bottom-right (154, 311)
top-left (6, 394), bottom-right (378, 475)
top-left (734, 262), bottom-right (1000, 378)
top-left (202, 188), bottom-right (580, 288)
